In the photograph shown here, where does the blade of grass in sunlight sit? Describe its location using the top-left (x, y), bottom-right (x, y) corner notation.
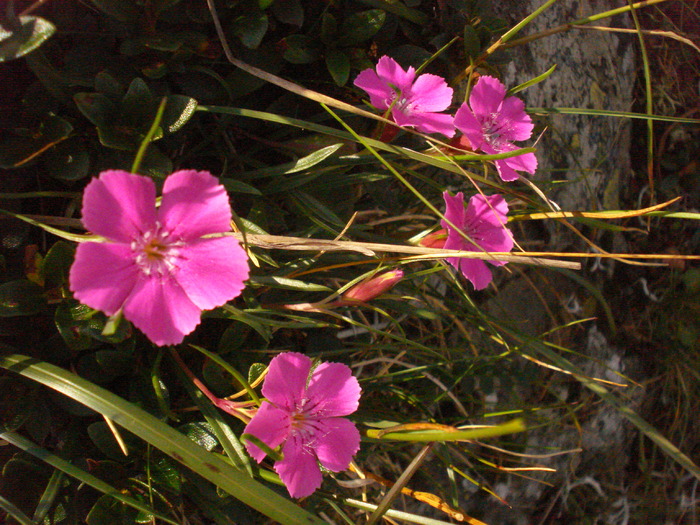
top-left (0, 431), bottom-right (179, 525)
top-left (0, 495), bottom-right (34, 525)
top-left (0, 353), bottom-right (326, 525)
top-left (365, 419), bottom-right (526, 442)
top-left (528, 106), bottom-right (700, 123)
top-left (512, 333), bottom-right (700, 481)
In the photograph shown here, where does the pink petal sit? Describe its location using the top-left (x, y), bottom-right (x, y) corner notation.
top-left (261, 352), bottom-right (312, 410)
top-left (313, 418), bottom-right (361, 472)
top-left (375, 55), bottom-right (415, 92)
top-left (410, 73), bottom-right (453, 112)
top-left (243, 402), bottom-right (291, 463)
top-left (502, 151), bottom-right (538, 175)
top-left (469, 76), bottom-right (506, 116)
top-left (468, 194), bottom-right (509, 228)
top-left (158, 170), bottom-right (233, 240)
top-left (441, 191), bottom-right (467, 231)
top-left (447, 256), bottom-right (493, 290)
top-left (354, 68), bottom-right (393, 110)
top-left (495, 158), bottom-right (520, 182)
top-left (305, 361), bottom-right (361, 417)
top-left (275, 433), bottom-right (323, 498)
top-left (454, 104), bottom-right (486, 150)
top-left (499, 96), bottom-right (534, 141)
top-left (70, 242), bottom-right (139, 315)
top-left (81, 170), bottom-right (156, 242)
top-left (122, 274), bottom-right (202, 346)
top-left (173, 236), bottom-right (249, 311)
top-left (400, 111), bottom-right (455, 138)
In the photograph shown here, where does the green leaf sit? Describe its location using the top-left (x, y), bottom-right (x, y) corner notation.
top-left (89, 0), bottom-right (140, 21)
top-left (0, 354), bottom-right (326, 525)
top-left (320, 13), bottom-right (337, 46)
top-left (41, 241), bottom-right (75, 290)
top-left (246, 142), bottom-right (344, 179)
top-left (87, 421), bottom-right (143, 461)
top-left (178, 421), bottom-right (218, 451)
top-left (150, 455), bottom-right (182, 492)
top-left (0, 377), bottom-right (37, 432)
top-left (0, 16), bottom-right (56, 62)
top-left (232, 12), bottom-right (269, 49)
top-left (272, 0), bottom-right (303, 26)
top-left (248, 363), bottom-right (266, 385)
top-left (55, 300), bottom-right (132, 351)
top-left (121, 78), bottom-right (155, 127)
top-left (463, 25), bottom-right (481, 59)
top-left (0, 280), bottom-right (46, 317)
top-left (325, 49), bottom-right (350, 86)
top-left (354, 0), bottom-right (427, 25)
top-left (509, 64), bottom-right (557, 95)
top-left (74, 92), bottom-right (117, 128)
top-left (0, 114), bottom-right (73, 168)
top-left (87, 494), bottom-right (139, 525)
top-left (42, 138), bottom-right (90, 181)
top-left (282, 35), bottom-right (320, 64)
top-left (336, 9), bottom-right (385, 47)
top-left (249, 276), bottom-right (332, 292)
top-left (220, 178), bottom-right (262, 195)
top-left (95, 71), bottom-right (125, 99)
top-left (162, 95), bottom-right (198, 133)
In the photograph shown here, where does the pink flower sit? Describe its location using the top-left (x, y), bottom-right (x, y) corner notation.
top-left (69, 170), bottom-right (249, 346)
top-left (244, 352), bottom-right (361, 498)
top-left (454, 76), bottom-right (537, 182)
top-left (441, 191), bottom-right (514, 290)
top-left (343, 269), bottom-right (404, 302)
top-left (354, 55), bottom-right (455, 137)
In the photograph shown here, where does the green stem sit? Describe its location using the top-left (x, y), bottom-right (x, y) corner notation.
top-left (131, 97), bottom-right (168, 174)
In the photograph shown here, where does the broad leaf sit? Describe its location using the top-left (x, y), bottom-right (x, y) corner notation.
top-left (0, 16), bottom-right (56, 62)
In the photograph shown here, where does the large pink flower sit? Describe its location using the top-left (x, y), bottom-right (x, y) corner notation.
top-left (69, 169), bottom-right (249, 346)
top-left (244, 352), bottom-right (361, 498)
top-left (354, 55), bottom-right (455, 137)
top-left (454, 76), bottom-right (537, 182)
top-left (441, 191), bottom-right (514, 290)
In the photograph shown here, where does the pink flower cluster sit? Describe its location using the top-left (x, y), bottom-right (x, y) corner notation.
top-left (244, 352), bottom-right (361, 498)
top-left (354, 57), bottom-right (537, 182)
top-left (441, 192), bottom-right (514, 290)
top-left (69, 170), bottom-right (250, 346)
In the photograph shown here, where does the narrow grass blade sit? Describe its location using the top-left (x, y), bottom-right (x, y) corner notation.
top-left (1, 431), bottom-right (178, 525)
top-left (0, 353), bottom-right (325, 525)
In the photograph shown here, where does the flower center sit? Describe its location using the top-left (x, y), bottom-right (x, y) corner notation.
top-left (131, 222), bottom-right (183, 276)
top-left (480, 113), bottom-right (510, 148)
top-left (387, 87), bottom-right (415, 115)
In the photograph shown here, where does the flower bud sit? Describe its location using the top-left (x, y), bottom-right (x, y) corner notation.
top-left (343, 269), bottom-right (404, 302)
top-left (418, 229), bottom-right (448, 249)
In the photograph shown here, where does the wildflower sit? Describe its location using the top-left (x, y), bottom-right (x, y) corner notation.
top-left (244, 352), bottom-right (361, 498)
top-left (343, 269), bottom-right (404, 302)
top-left (441, 191), bottom-right (514, 290)
top-left (354, 55), bottom-right (455, 137)
top-left (69, 169), bottom-right (249, 346)
top-left (454, 76), bottom-right (537, 182)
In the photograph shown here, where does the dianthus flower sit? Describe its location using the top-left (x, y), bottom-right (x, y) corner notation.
top-left (441, 191), bottom-right (514, 290)
top-left (454, 76), bottom-right (537, 182)
top-left (69, 170), bottom-right (249, 346)
top-left (354, 55), bottom-right (455, 137)
top-left (244, 352), bottom-right (361, 498)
